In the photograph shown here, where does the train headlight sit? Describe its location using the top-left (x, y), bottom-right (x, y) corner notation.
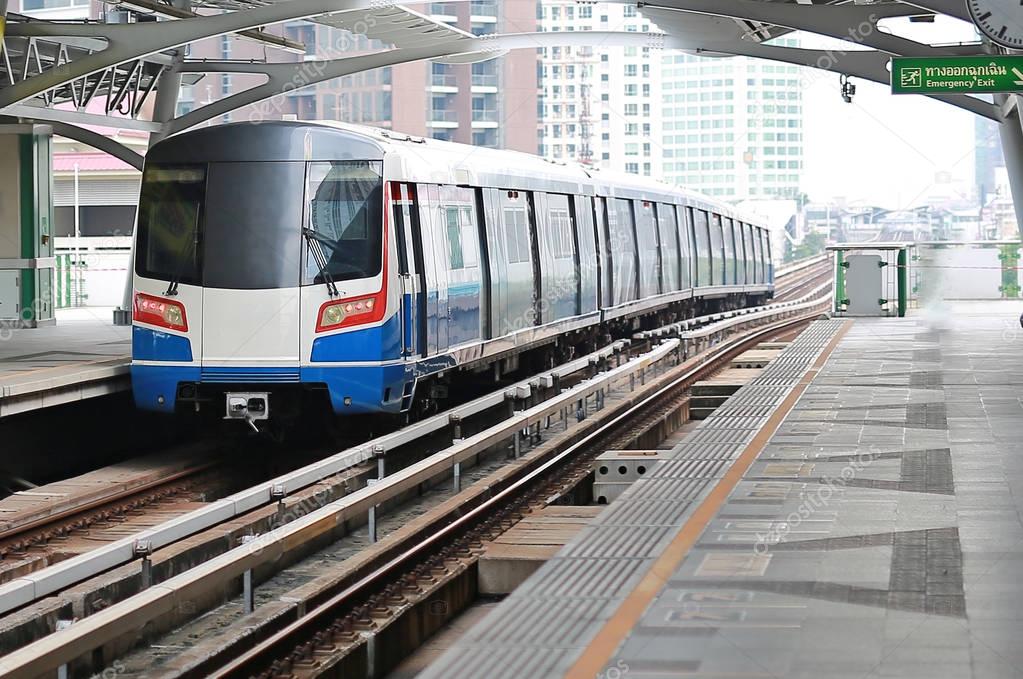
top-left (165, 305), bottom-right (184, 328)
top-left (133, 292), bottom-right (189, 332)
top-left (323, 304), bottom-right (346, 326)
top-left (316, 293), bottom-right (385, 332)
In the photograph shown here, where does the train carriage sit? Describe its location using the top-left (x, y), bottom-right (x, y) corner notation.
top-left (131, 121), bottom-right (773, 428)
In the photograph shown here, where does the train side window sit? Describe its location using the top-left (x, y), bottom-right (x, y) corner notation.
top-left (460, 206), bottom-right (479, 269)
top-left (392, 182), bottom-right (417, 276)
top-left (445, 207), bottom-right (464, 270)
top-left (503, 207), bottom-right (530, 264)
top-left (550, 206), bottom-right (574, 260)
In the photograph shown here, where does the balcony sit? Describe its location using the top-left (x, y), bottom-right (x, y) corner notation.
top-left (431, 73), bottom-right (459, 88)
top-left (470, 0), bottom-right (498, 20)
top-left (429, 110), bottom-right (460, 128)
top-left (472, 108), bottom-right (500, 122)
top-left (471, 73), bottom-right (498, 88)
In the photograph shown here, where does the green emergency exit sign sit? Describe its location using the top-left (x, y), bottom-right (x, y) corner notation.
top-left (891, 55), bottom-right (1023, 94)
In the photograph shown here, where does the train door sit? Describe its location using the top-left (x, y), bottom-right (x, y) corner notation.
top-left (594, 196), bottom-right (613, 309)
top-left (498, 190), bottom-right (537, 334)
top-left (526, 192), bottom-right (543, 325)
top-left (574, 195), bottom-right (598, 315)
top-left (393, 182), bottom-right (424, 358)
top-left (735, 221), bottom-right (747, 286)
top-left (748, 222), bottom-right (757, 284)
top-left (437, 186), bottom-right (482, 347)
top-left (723, 217), bottom-right (736, 286)
top-left (417, 184), bottom-right (448, 354)
top-left (710, 214), bottom-right (725, 286)
top-left (678, 206), bottom-right (693, 290)
top-left (539, 193), bottom-right (579, 321)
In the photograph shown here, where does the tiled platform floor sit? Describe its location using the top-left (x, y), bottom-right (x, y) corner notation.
top-left (422, 301), bottom-right (1023, 679)
top-left (0, 308), bottom-right (130, 416)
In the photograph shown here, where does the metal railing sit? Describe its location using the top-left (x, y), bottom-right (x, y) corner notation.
top-left (0, 339), bottom-right (683, 678)
top-left (0, 339), bottom-right (631, 620)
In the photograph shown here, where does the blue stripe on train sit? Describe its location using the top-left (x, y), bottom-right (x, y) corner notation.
top-left (132, 363), bottom-right (411, 415)
top-left (311, 314), bottom-right (402, 363)
top-left (133, 326), bottom-right (192, 362)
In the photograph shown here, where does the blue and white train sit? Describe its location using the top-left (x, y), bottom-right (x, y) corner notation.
top-left (131, 121), bottom-right (773, 428)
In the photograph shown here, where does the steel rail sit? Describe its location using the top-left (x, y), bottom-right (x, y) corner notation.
top-left (0, 340), bottom-right (630, 618)
top-left (775, 252), bottom-right (829, 279)
top-left (0, 267), bottom-right (818, 617)
top-left (214, 311), bottom-right (826, 679)
top-left (636, 282), bottom-right (831, 341)
top-left (0, 458), bottom-right (217, 553)
top-left (0, 340), bottom-right (682, 679)
top-left (0, 262), bottom-right (822, 618)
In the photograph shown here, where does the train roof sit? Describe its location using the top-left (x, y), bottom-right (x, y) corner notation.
top-left (154, 120), bottom-right (762, 227)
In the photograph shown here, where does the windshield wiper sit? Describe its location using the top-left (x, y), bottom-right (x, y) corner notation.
top-left (303, 228), bottom-right (340, 298)
top-left (162, 228), bottom-right (198, 297)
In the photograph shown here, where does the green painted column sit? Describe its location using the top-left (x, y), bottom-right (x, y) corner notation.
top-left (998, 244), bottom-right (1020, 299)
top-left (897, 247), bottom-right (908, 317)
top-left (834, 250), bottom-right (846, 313)
top-left (0, 125), bottom-right (55, 327)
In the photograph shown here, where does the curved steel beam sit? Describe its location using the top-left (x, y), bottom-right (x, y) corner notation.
top-left (640, 2), bottom-right (999, 120)
top-left (731, 41), bottom-right (999, 121)
top-left (169, 27), bottom-right (1000, 135)
top-left (637, 0), bottom-right (984, 57)
top-left (0, 0), bottom-right (423, 109)
top-left (47, 121), bottom-right (144, 170)
top-left (901, 0), bottom-right (971, 22)
top-left (169, 31), bottom-right (662, 134)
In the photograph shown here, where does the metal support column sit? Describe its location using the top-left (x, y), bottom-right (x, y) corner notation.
top-left (997, 94), bottom-right (1023, 237)
top-left (115, 0), bottom-right (189, 325)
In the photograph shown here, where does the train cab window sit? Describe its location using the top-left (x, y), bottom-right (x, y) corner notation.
top-left (204, 161), bottom-right (305, 290)
top-left (136, 166), bottom-right (205, 285)
top-left (303, 160), bottom-right (384, 285)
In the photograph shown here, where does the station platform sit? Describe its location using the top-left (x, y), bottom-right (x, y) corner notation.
top-left (422, 301), bottom-right (1023, 679)
top-left (0, 308), bottom-right (130, 418)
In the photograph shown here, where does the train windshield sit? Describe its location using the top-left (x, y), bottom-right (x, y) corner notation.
top-left (202, 162), bottom-right (304, 290)
top-left (303, 161), bottom-right (384, 285)
top-left (136, 160), bottom-right (381, 290)
top-left (135, 166), bottom-right (204, 286)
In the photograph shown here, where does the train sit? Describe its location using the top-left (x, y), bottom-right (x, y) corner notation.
top-left (130, 121), bottom-right (774, 430)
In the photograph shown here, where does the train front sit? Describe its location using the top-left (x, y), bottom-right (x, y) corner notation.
top-left (130, 122), bottom-right (404, 429)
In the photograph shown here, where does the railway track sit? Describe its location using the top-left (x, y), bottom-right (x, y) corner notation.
top-left (0, 268), bottom-right (832, 678)
top-left (215, 312), bottom-right (823, 679)
top-left (0, 255), bottom-right (830, 586)
top-left (773, 253), bottom-right (832, 303)
top-left (0, 447), bottom-right (220, 574)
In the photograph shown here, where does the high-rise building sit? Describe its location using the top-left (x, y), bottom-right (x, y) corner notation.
top-left (538, 2), bottom-right (662, 176)
top-left (288, 1), bottom-right (539, 153)
top-left (662, 47), bottom-right (805, 200)
top-left (539, 4), bottom-right (804, 199)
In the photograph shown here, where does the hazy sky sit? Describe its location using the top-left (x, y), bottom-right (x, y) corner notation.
top-left (790, 18), bottom-right (988, 209)
top-left (802, 73), bottom-right (978, 209)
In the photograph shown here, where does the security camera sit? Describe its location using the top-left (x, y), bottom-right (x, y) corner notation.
top-left (840, 74), bottom-right (856, 104)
